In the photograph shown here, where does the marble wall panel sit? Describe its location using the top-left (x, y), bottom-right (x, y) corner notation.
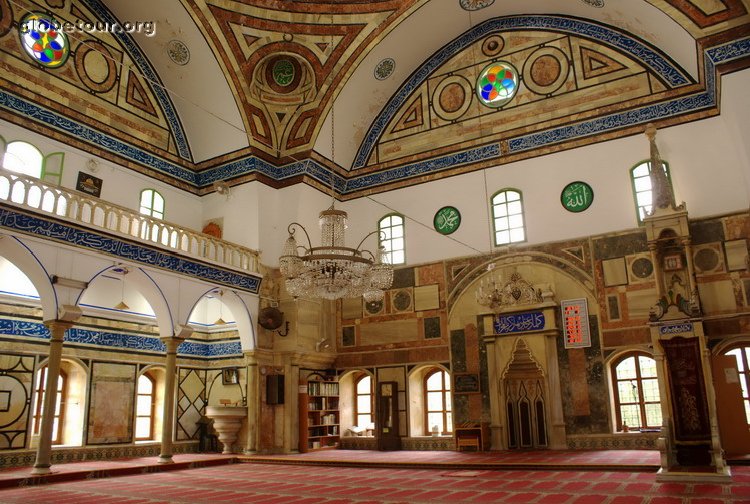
top-left (86, 362), bottom-right (136, 444)
top-left (0, 354), bottom-right (34, 450)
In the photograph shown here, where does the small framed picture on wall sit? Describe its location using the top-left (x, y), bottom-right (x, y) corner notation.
top-left (663, 254), bottom-right (683, 271)
top-left (222, 368), bottom-right (239, 385)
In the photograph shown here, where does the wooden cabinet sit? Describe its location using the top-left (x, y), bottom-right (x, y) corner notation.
top-left (299, 375), bottom-right (339, 452)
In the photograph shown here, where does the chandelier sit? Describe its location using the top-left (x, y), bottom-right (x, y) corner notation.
top-left (475, 271), bottom-right (542, 312)
top-left (279, 205), bottom-right (393, 302)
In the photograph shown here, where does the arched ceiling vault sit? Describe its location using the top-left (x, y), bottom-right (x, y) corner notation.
top-left (0, 0), bottom-right (748, 198)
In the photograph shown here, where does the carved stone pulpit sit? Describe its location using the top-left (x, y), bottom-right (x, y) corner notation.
top-left (642, 125), bottom-right (729, 481)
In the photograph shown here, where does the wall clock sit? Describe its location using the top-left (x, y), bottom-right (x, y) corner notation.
top-left (434, 206), bottom-right (461, 235)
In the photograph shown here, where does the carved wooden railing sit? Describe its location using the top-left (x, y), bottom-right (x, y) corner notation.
top-left (0, 168), bottom-right (260, 274)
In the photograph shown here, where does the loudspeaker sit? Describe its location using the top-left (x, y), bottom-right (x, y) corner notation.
top-left (266, 374), bottom-right (284, 405)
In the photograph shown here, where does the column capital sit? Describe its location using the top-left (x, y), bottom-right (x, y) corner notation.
top-left (161, 336), bottom-right (184, 353)
top-left (43, 320), bottom-right (73, 341)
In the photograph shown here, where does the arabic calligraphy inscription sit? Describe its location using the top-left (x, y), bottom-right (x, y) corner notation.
top-left (561, 181), bottom-right (594, 213)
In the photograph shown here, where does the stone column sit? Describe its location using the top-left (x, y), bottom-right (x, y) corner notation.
top-left (651, 341), bottom-right (675, 471)
top-left (283, 362), bottom-right (299, 453)
top-left (244, 359), bottom-right (259, 454)
top-left (484, 337), bottom-right (503, 450)
top-left (32, 320), bottom-right (72, 475)
top-left (544, 331), bottom-right (567, 449)
top-left (158, 335), bottom-right (184, 464)
top-left (648, 243), bottom-right (664, 299)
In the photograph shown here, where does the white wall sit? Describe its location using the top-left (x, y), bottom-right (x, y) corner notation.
top-left (0, 120), bottom-right (203, 230)
top-left (330, 69), bottom-right (750, 267)
top-left (3, 67), bottom-right (749, 270)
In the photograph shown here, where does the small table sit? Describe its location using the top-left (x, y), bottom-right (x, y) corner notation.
top-left (455, 422), bottom-right (485, 451)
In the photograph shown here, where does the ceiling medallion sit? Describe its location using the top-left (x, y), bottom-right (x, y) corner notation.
top-left (374, 58), bottom-right (395, 81)
top-left (460, 0), bottom-right (495, 11)
top-left (166, 39), bottom-right (190, 66)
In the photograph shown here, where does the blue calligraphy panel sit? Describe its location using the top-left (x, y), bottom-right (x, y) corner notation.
top-left (493, 311), bottom-right (545, 334)
top-left (0, 208), bottom-right (261, 294)
top-left (0, 318), bottom-right (243, 358)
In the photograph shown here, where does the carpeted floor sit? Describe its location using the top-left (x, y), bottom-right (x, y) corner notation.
top-left (0, 460), bottom-right (748, 503)
top-left (240, 448), bottom-right (662, 471)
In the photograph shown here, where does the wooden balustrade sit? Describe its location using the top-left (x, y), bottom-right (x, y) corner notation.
top-left (0, 168), bottom-right (260, 274)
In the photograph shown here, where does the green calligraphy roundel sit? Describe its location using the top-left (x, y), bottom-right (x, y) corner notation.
top-left (433, 206), bottom-right (461, 235)
top-left (561, 181), bottom-right (594, 213)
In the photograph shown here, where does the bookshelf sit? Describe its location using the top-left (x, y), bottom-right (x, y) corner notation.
top-left (299, 374), bottom-right (339, 452)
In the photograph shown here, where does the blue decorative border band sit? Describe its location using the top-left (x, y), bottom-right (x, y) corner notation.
top-left (82, 0), bottom-right (192, 161)
top-left (0, 92), bottom-right (198, 184)
top-left (344, 144), bottom-right (501, 192)
top-left (0, 318), bottom-right (243, 358)
top-left (0, 207), bottom-right (262, 294)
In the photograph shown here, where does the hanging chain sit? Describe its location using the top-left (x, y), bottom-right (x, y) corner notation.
top-left (329, 13), bottom-right (336, 208)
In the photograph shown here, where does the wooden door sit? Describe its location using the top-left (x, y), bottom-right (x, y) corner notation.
top-left (376, 381), bottom-right (401, 450)
top-left (711, 354), bottom-right (750, 455)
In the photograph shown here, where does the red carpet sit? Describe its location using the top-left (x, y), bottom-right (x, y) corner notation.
top-left (0, 461), bottom-right (747, 503)
top-left (241, 449), bottom-right (661, 471)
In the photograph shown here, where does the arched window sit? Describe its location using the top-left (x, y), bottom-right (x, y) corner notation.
top-left (135, 373), bottom-right (156, 441)
top-left (32, 366), bottom-right (67, 445)
top-left (378, 214), bottom-right (405, 265)
top-left (630, 160), bottom-right (672, 223)
top-left (491, 189), bottom-right (525, 245)
top-left (1, 141), bottom-right (64, 186)
top-left (724, 346), bottom-right (750, 425)
top-left (355, 375), bottom-right (373, 429)
top-left (424, 369), bottom-right (452, 434)
top-left (139, 189), bottom-right (164, 219)
top-left (611, 352), bottom-right (662, 431)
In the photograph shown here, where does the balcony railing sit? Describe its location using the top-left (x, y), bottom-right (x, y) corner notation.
top-left (0, 168), bottom-right (260, 274)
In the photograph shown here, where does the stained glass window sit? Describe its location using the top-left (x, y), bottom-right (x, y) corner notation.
top-left (476, 61), bottom-right (518, 108)
top-left (19, 12), bottom-right (70, 69)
